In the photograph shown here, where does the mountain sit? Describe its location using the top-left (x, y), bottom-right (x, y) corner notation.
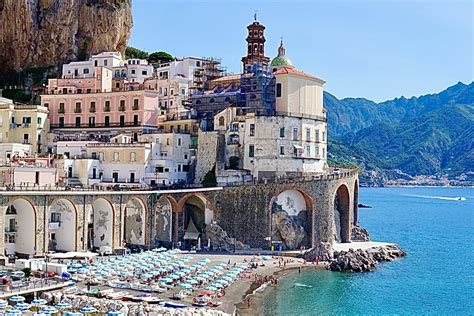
top-left (325, 82), bottom-right (474, 184)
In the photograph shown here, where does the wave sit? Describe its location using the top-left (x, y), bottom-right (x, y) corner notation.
top-left (407, 195), bottom-right (467, 201)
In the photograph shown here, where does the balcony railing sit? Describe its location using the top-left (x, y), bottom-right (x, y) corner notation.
top-left (74, 108), bottom-right (82, 113)
top-left (119, 106), bottom-right (126, 111)
top-left (58, 108), bottom-right (65, 114)
top-left (104, 106), bottom-right (110, 112)
top-left (132, 105), bottom-right (139, 110)
top-left (89, 107), bottom-right (96, 113)
top-left (51, 121), bottom-right (142, 129)
top-left (48, 222), bottom-right (60, 230)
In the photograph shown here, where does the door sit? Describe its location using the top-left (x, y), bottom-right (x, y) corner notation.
top-left (67, 167), bottom-right (72, 178)
top-left (89, 116), bottom-right (95, 127)
top-left (112, 172), bottom-right (119, 183)
top-left (120, 115), bottom-right (125, 127)
top-left (130, 172), bottom-right (135, 183)
top-left (92, 168), bottom-right (97, 179)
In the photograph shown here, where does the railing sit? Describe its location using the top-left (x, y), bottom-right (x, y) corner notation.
top-left (275, 111), bottom-right (327, 122)
top-left (51, 121), bottom-right (141, 128)
top-left (58, 108), bottom-right (65, 114)
top-left (74, 108), bottom-right (81, 113)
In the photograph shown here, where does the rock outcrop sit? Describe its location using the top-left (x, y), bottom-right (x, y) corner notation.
top-left (351, 225), bottom-right (371, 242)
top-left (271, 211), bottom-right (306, 250)
top-left (303, 242), bottom-right (333, 262)
top-left (204, 224), bottom-right (250, 252)
top-left (0, 0), bottom-right (132, 72)
top-left (327, 244), bottom-right (406, 272)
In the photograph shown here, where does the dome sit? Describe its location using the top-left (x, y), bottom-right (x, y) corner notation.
top-left (271, 55), bottom-right (292, 67)
top-left (270, 38), bottom-right (293, 68)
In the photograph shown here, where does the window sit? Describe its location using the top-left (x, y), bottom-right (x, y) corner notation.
top-left (133, 115), bottom-right (139, 126)
top-left (178, 138), bottom-right (182, 146)
top-left (166, 138), bottom-right (169, 145)
top-left (90, 101), bottom-right (96, 112)
top-left (113, 152), bottom-right (119, 161)
top-left (249, 124), bottom-right (255, 136)
top-left (279, 127), bottom-right (285, 138)
top-left (249, 145), bottom-right (255, 158)
top-left (156, 166), bottom-right (164, 173)
top-left (315, 130), bottom-right (320, 142)
top-left (94, 60), bottom-right (98, 67)
top-left (218, 116), bottom-right (225, 127)
top-left (23, 133), bottom-right (29, 144)
top-left (131, 69), bottom-right (136, 74)
top-left (104, 116), bottom-right (110, 127)
top-left (104, 60), bottom-right (108, 66)
top-left (59, 103), bottom-right (65, 113)
top-left (130, 152), bottom-right (136, 162)
top-left (170, 90), bottom-right (174, 95)
top-left (322, 148), bottom-right (326, 158)
top-left (133, 99), bottom-right (139, 110)
top-left (43, 102), bottom-right (49, 108)
top-left (196, 61), bottom-right (201, 67)
top-left (119, 100), bottom-right (125, 111)
top-left (315, 146), bottom-right (320, 157)
top-left (276, 83), bottom-right (282, 97)
top-left (105, 100), bottom-right (110, 112)
top-left (120, 115), bottom-right (125, 126)
top-left (306, 128), bottom-right (311, 141)
top-left (22, 117), bottom-right (31, 124)
top-left (59, 117), bottom-right (64, 127)
top-left (83, 68), bottom-right (89, 74)
top-left (75, 117), bottom-right (81, 127)
top-left (306, 145), bottom-right (311, 156)
top-left (142, 70), bottom-right (147, 75)
top-left (75, 102), bottom-right (81, 113)
top-left (178, 165), bottom-right (182, 172)
top-left (292, 128), bottom-right (298, 140)
top-left (280, 146), bottom-right (285, 155)
top-left (322, 131), bottom-right (326, 142)
top-left (37, 117), bottom-right (42, 125)
top-left (181, 88), bottom-right (186, 95)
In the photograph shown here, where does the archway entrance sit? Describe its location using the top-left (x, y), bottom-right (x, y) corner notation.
top-left (124, 198), bottom-right (146, 247)
top-left (181, 195), bottom-right (214, 249)
top-left (5, 199), bottom-right (36, 257)
top-left (334, 184), bottom-right (351, 243)
top-left (271, 189), bottom-right (313, 250)
top-left (48, 199), bottom-right (77, 252)
top-left (90, 198), bottom-right (114, 252)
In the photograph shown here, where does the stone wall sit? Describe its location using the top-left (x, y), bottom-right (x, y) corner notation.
top-left (0, 170), bottom-right (358, 258)
top-left (194, 131), bottom-right (219, 184)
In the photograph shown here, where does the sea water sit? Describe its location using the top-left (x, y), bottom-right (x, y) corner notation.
top-left (262, 187), bottom-right (474, 315)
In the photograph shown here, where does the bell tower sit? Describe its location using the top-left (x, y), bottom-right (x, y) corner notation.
top-left (241, 14), bottom-right (270, 73)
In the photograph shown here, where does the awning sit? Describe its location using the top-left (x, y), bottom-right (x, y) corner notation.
top-left (293, 144), bottom-right (304, 149)
top-left (183, 232), bottom-right (200, 240)
top-left (48, 251), bottom-right (99, 259)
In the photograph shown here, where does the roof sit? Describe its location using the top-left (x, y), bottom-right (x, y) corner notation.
top-left (271, 55), bottom-right (292, 67)
top-left (211, 74), bottom-right (241, 83)
top-left (274, 66), bottom-right (325, 84)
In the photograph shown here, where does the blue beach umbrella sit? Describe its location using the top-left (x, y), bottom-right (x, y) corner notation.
top-left (5, 309), bottom-right (22, 316)
top-left (64, 312), bottom-right (83, 316)
top-left (41, 306), bottom-right (59, 314)
top-left (55, 302), bottom-right (73, 310)
top-left (31, 298), bottom-right (47, 306)
top-left (106, 311), bottom-right (124, 316)
top-left (0, 299), bottom-right (8, 308)
top-left (8, 296), bottom-right (25, 303)
top-left (15, 302), bottom-right (31, 311)
top-left (180, 283), bottom-right (192, 289)
top-left (80, 306), bottom-right (98, 313)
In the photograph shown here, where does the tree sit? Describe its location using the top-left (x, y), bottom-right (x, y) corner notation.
top-left (125, 46), bottom-right (149, 60)
top-left (202, 169), bottom-right (217, 187)
top-left (148, 51), bottom-right (174, 64)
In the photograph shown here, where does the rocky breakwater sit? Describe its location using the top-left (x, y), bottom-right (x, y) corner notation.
top-left (328, 244), bottom-right (406, 272)
top-left (0, 0), bottom-right (132, 72)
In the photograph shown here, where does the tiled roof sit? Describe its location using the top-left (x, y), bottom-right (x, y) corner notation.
top-left (274, 66), bottom-right (325, 83)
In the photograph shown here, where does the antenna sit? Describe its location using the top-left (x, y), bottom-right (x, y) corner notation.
top-left (254, 10), bottom-right (258, 21)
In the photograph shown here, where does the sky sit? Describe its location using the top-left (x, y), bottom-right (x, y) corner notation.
top-left (129, 0), bottom-right (473, 102)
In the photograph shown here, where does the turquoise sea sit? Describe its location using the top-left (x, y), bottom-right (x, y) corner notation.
top-left (262, 187), bottom-right (474, 315)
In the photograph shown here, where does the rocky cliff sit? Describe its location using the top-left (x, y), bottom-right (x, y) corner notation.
top-left (0, 0), bottom-right (132, 72)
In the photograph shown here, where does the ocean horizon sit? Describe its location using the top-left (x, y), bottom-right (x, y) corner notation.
top-left (262, 187), bottom-right (474, 315)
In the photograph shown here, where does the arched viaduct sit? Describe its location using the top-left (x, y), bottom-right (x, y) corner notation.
top-left (0, 170), bottom-right (359, 258)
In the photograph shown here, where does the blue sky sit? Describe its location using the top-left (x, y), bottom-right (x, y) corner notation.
top-left (130, 0), bottom-right (473, 102)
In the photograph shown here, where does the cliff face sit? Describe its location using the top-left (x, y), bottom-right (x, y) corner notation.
top-left (0, 0), bottom-right (132, 72)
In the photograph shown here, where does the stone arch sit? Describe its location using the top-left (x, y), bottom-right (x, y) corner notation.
top-left (177, 193), bottom-right (217, 245)
top-left (354, 179), bottom-right (359, 225)
top-left (152, 195), bottom-right (176, 246)
top-left (48, 198), bottom-right (78, 252)
top-left (5, 197), bottom-right (37, 257)
top-left (124, 197), bottom-right (146, 246)
top-left (91, 197), bottom-right (115, 251)
top-left (333, 184), bottom-right (351, 243)
top-left (269, 188), bottom-right (314, 250)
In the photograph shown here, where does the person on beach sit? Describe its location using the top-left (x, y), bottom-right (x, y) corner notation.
top-left (298, 267), bottom-right (301, 273)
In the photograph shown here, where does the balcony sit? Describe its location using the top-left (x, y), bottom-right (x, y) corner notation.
top-left (58, 108), bottom-right (65, 114)
top-left (5, 227), bottom-right (17, 233)
top-left (133, 105), bottom-right (139, 110)
top-left (89, 107), bottom-right (96, 113)
top-left (50, 121), bottom-right (142, 129)
top-left (119, 106), bottom-right (126, 111)
top-left (49, 222), bottom-right (60, 230)
top-left (74, 108), bottom-right (82, 113)
top-left (104, 106), bottom-right (110, 112)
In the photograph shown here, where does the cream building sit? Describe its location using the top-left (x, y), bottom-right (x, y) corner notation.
top-left (0, 98), bottom-right (49, 161)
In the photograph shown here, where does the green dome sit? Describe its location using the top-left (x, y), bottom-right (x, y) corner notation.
top-left (270, 38), bottom-right (292, 68)
top-left (271, 55), bottom-right (292, 67)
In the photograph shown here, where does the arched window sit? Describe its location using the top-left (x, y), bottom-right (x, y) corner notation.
top-left (259, 30), bottom-right (263, 37)
top-left (250, 94), bottom-right (257, 100)
top-left (196, 100), bottom-right (201, 105)
top-left (254, 43), bottom-right (258, 54)
top-left (254, 30), bottom-right (258, 37)
top-left (259, 44), bottom-right (263, 54)
top-left (209, 98), bottom-right (215, 103)
top-left (224, 96), bottom-right (231, 103)
top-left (248, 44), bottom-right (252, 54)
top-left (218, 116), bottom-right (225, 127)
top-left (130, 152), bottom-right (136, 162)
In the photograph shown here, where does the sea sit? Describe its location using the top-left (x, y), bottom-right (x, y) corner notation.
top-left (262, 187), bottom-right (474, 315)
